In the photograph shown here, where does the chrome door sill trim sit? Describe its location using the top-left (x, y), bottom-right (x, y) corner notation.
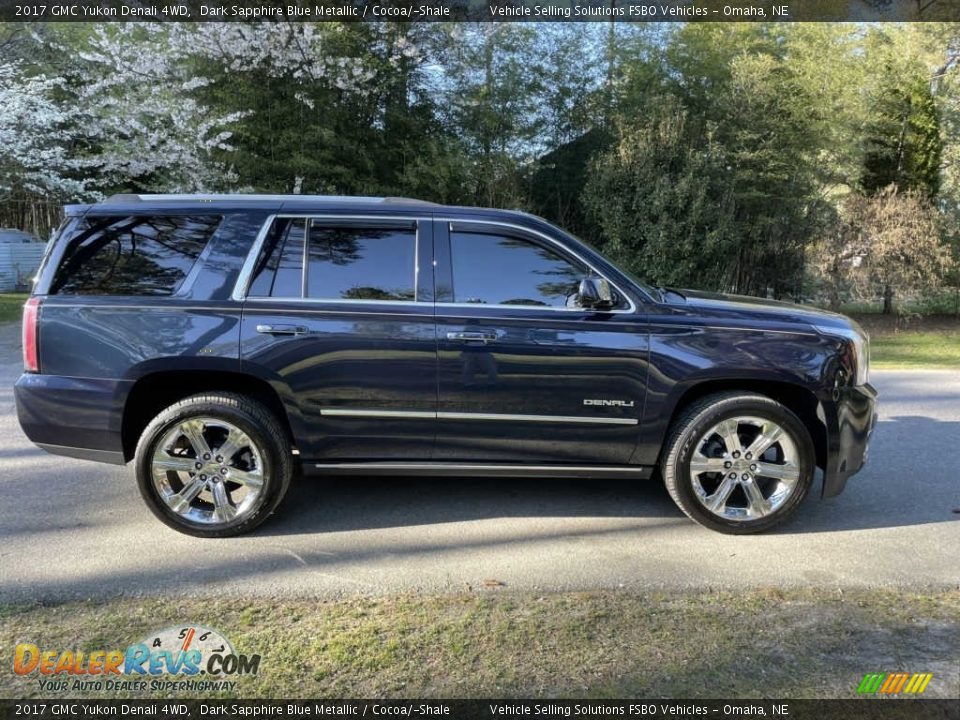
top-left (308, 462), bottom-right (652, 479)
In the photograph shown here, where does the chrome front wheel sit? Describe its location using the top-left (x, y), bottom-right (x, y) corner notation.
top-left (688, 416), bottom-right (801, 521)
top-left (661, 392), bottom-right (815, 534)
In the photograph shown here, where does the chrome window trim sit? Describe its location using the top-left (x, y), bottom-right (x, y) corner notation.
top-left (300, 218), bottom-right (310, 300)
top-left (433, 302), bottom-right (627, 314)
top-left (232, 214), bottom-right (640, 314)
top-left (319, 408), bottom-right (638, 426)
top-left (231, 214), bottom-right (277, 302)
top-left (35, 304), bottom-right (244, 313)
top-left (438, 217), bottom-right (638, 315)
top-left (241, 297), bottom-right (425, 308)
top-left (232, 214), bottom-right (425, 303)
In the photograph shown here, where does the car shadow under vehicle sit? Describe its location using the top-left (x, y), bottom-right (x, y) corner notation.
top-left (258, 415), bottom-right (958, 537)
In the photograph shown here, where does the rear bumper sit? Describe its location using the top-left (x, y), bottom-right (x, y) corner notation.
top-left (14, 373), bottom-right (129, 465)
top-left (820, 382), bottom-right (878, 498)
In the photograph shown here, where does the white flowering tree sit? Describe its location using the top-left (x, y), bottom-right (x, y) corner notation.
top-left (0, 62), bottom-right (90, 199)
top-left (3, 21), bottom-right (404, 201)
top-left (63, 24), bottom-right (246, 193)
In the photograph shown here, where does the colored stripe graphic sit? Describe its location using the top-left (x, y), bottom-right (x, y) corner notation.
top-left (858, 672), bottom-right (933, 695)
top-left (909, 673), bottom-right (933, 694)
top-left (857, 673), bottom-right (885, 694)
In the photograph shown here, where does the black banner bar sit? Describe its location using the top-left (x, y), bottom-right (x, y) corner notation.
top-left (1, 0), bottom-right (958, 23)
top-left (1, 699), bottom-right (958, 720)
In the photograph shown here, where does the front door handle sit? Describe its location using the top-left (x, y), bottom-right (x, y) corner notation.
top-left (446, 331), bottom-right (498, 344)
top-left (256, 324), bottom-right (308, 336)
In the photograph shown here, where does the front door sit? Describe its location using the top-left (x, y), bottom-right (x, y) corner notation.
top-left (433, 220), bottom-right (649, 465)
top-left (240, 214), bottom-right (437, 461)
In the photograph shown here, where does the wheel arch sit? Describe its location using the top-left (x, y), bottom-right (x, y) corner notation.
top-left (121, 370), bottom-right (301, 463)
top-left (655, 378), bottom-right (826, 472)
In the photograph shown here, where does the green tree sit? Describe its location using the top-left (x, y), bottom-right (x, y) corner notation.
top-left (585, 24), bottom-right (834, 297)
top-left (438, 24), bottom-right (548, 208)
top-left (860, 26), bottom-right (946, 198)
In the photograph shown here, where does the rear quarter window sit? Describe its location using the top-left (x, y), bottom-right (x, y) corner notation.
top-left (50, 215), bottom-right (222, 296)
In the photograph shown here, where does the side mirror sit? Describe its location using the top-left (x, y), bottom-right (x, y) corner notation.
top-left (578, 277), bottom-right (614, 310)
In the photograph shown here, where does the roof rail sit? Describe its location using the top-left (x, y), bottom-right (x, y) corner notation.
top-left (103, 193), bottom-right (437, 205)
top-left (383, 196), bottom-right (439, 205)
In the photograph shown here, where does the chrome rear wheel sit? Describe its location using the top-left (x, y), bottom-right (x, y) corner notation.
top-left (151, 416), bottom-right (266, 526)
top-left (136, 393), bottom-right (292, 537)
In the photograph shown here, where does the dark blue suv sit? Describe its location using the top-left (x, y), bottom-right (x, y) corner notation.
top-left (15, 194), bottom-right (877, 536)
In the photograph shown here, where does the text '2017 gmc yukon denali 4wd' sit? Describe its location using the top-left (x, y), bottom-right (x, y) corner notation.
top-left (15, 194), bottom-right (878, 537)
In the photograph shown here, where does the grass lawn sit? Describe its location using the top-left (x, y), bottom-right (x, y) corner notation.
top-left (871, 332), bottom-right (960, 369)
top-left (850, 314), bottom-right (960, 369)
top-left (2, 588), bottom-right (957, 699)
top-left (0, 293), bottom-right (27, 323)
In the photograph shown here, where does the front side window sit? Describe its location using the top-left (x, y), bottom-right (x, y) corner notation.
top-left (51, 215), bottom-right (221, 296)
top-left (450, 231), bottom-right (586, 308)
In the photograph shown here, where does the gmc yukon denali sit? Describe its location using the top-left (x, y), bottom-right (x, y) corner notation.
top-left (15, 194), bottom-right (877, 537)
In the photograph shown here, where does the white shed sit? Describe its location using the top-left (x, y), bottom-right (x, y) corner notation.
top-left (0, 229), bottom-right (47, 292)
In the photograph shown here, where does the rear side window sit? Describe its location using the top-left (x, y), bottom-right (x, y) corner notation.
top-left (247, 218), bottom-right (306, 298)
top-left (248, 218), bottom-right (417, 301)
top-left (51, 215), bottom-right (221, 296)
top-left (307, 222), bottom-right (416, 301)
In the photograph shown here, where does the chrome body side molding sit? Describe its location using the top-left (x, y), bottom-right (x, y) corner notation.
top-left (319, 408), bottom-right (638, 426)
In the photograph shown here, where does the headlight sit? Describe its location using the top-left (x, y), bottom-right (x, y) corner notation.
top-left (813, 323), bottom-right (869, 386)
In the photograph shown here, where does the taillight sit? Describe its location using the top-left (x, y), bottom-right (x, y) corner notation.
top-left (22, 297), bottom-right (40, 373)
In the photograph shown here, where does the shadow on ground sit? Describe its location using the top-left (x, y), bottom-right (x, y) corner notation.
top-left (256, 414), bottom-right (959, 537)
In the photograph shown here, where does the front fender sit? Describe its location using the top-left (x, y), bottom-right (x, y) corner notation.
top-left (634, 321), bottom-right (842, 466)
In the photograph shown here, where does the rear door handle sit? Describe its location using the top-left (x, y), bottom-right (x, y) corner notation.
top-left (256, 324), bottom-right (308, 336)
top-left (446, 331), bottom-right (498, 344)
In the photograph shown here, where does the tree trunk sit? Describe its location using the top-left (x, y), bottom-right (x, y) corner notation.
top-left (604, 8), bottom-right (616, 127)
top-left (882, 284), bottom-right (894, 315)
top-left (828, 288), bottom-right (842, 311)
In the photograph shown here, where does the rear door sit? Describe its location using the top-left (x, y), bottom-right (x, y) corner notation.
top-left (433, 219), bottom-right (649, 465)
top-left (239, 214), bottom-right (437, 461)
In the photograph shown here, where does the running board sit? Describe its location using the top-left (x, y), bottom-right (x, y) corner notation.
top-left (305, 462), bottom-right (653, 480)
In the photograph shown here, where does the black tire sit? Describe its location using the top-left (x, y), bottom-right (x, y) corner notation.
top-left (661, 392), bottom-right (815, 534)
top-left (135, 393), bottom-right (293, 538)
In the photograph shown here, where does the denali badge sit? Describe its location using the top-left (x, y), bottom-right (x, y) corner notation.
top-left (584, 399), bottom-right (635, 407)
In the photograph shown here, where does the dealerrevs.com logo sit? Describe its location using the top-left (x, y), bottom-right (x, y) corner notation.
top-left (13, 625), bottom-right (260, 694)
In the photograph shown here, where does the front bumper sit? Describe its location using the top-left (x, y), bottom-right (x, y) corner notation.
top-left (820, 382), bottom-right (878, 498)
